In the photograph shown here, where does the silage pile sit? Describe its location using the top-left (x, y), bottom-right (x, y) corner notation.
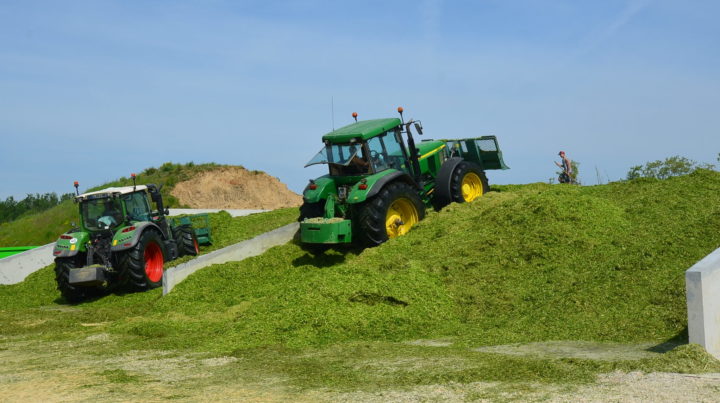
top-left (110, 170), bottom-right (720, 353)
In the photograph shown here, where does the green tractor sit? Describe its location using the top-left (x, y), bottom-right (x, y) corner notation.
top-left (52, 174), bottom-right (211, 302)
top-left (299, 107), bottom-right (509, 248)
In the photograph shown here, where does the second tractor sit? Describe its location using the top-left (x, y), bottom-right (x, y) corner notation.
top-left (299, 107), bottom-right (509, 248)
top-left (52, 175), bottom-right (212, 302)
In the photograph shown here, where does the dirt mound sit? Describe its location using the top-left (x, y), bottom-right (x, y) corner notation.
top-left (170, 166), bottom-right (302, 209)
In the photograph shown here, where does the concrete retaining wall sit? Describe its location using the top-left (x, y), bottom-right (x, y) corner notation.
top-left (168, 209), bottom-right (268, 217)
top-left (162, 223), bottom-right (298, 295)
top-left (686, 246), bottom-right (720, 359)
top-left (0, 244), bottom-right (55, 285)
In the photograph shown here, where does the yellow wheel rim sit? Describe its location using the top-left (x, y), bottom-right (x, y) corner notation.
top-left (461, 172), bottom-right (483, 202)
top-left (385, 198), bottom-right (419, 239)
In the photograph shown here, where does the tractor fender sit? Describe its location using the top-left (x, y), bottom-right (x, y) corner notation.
top-left (302, 176), bottom-right (336, 204)
top-left (434, 157), bottom-right (465, 201)
top-left (366, 171), bottom-right (417, 199)
top-left (110, 222), bottom-right (166, 252)
top-left (52, 231), bottom-right (90, 258)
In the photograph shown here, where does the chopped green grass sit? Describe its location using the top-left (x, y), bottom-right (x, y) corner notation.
top-left (3, 170), bottom-right (720, 392)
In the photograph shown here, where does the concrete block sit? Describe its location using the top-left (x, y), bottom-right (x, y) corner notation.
top-left (162, 223), bottom-right (298, 295)
top-left (0, 244), bottom-right (55, 285)
top-left (686, 247), bottom-right (720, 359)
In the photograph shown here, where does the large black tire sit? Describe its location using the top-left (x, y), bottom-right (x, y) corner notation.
top-left (173, 224), bottom-right (199, 257)
top-left (54, 254), bottom-right (103, 303)
top-left (116, 230), bottom-right (166, 291)
top-left (298, 201), bottom-right (324, 221)
top-left (355, 181), bottom-right (426, 247)
top-left (433, 161), bottom-right (488, 209)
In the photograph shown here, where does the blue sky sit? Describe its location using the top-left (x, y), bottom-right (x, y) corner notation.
top-left (1, 0), bottom-right (718, 198)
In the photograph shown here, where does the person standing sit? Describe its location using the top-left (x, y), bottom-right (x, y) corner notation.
top-left (555, 151), bottom-right (573, 184)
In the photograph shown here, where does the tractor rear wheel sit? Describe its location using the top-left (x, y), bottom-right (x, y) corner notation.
top-left (356, 181), bottom-right (425, 247)
top-left (173, 224), bottom-right (199, 257)
top-left (116, 230), bottom-right (166, 291)
top-left (54, 254), bottom-right (104, 303)
top-left (434, 161), bottom-right (488, 208)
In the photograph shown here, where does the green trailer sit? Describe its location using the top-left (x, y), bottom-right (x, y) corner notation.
top-left (298, 107), bottom-right (509, 248)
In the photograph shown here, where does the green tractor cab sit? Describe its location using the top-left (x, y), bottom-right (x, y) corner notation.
top-left (52, 175), bottom-right (212, 302)
top-left (299, 107), bottom-right (509, 248)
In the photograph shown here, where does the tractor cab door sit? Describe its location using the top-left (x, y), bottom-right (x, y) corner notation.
top-left (367, 129), bottom-right (408, 173)
top-left (122, 192), bottom-right (152, 222)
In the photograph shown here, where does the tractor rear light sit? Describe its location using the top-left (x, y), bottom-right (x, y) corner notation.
top-left (309, 184), bottom-right (318, 190)
top-left (123, 243), bottom-right (132, 247)
top-left (53, 250), bottom-right (61, 255)
top-left (60, 235), bottom-right (73, 240)
top-left (122, 226), bottom-right (136, 233)
top-left (358, 184), bottom-right (368, 190)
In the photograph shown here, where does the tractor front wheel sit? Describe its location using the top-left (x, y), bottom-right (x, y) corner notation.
top-left (54, 254), bottom-right (104, 303)
top-left (356, 181), bottom-right (425, 247)
top-left (116, 230), bottom-right (166, 291)
top-left (173, 224), bottom-right (199, 257)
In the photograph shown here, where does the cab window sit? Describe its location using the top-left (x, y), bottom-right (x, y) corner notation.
top-left (122, 192), bottom-right (151, 222)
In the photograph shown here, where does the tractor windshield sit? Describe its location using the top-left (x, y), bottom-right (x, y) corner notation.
top-left (81, 197), bottom-right (123, 231)
top-left (305, 143), bottom-right (363, 167)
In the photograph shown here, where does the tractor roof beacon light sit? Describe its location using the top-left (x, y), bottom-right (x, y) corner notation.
top-left (74, 181), bottom-right (79, 196)
top-left (352, 112), bottom-right (358, 122)
top-left (131, 173), bottom-right (137, 191)
top-left (397, 106), bottom-right (404, 124)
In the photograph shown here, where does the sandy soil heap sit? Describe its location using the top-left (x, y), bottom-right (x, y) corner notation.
top-left (170, 166), bottom-right (302, 209)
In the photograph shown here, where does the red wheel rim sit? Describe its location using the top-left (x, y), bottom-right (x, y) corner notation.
top-left (193, 238), bottom-right (199, 254)
top-left (144, 242), bottom-right (164, 282)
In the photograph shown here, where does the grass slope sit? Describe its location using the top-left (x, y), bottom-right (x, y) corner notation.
top-left (0, 162), bottom-right (228, 246)
top-left (119, 170), bottom-right (720, 353)
top-left (2, 170), bottom-right (720, 392)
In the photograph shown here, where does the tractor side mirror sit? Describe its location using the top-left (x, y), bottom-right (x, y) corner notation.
top-left (414, 122), bottom-right (423, 135)
top-left (164, 208), bottom-right (170, 215)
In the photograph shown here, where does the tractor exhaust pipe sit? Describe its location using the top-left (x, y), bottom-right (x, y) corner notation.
top-left (398, 107), bottom-right (424, 187)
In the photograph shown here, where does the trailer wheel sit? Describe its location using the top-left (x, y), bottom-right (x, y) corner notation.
top-left (356, 181), bottom-right (425, 247)
top-left (434, 161), bottom-right (488, 208)
top-left (298, 201), bottom-right (324, 221)
top-left (116, 230), bottom-right (166, 291)
top-left (54, 254), bottom-right (104, 303)
top-left (173, 224), bottom-right (199, 257)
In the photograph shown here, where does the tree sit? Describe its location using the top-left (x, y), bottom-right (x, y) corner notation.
top-left (0, 192), bottom-right (73, 225)
top-left (626, 155), bottom-right (715, 180)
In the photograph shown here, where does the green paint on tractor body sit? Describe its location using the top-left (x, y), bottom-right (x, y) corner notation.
top-left (300, 218), bottom-right (353, 244)
top-left (299, 112), bottom-right (509, 247)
